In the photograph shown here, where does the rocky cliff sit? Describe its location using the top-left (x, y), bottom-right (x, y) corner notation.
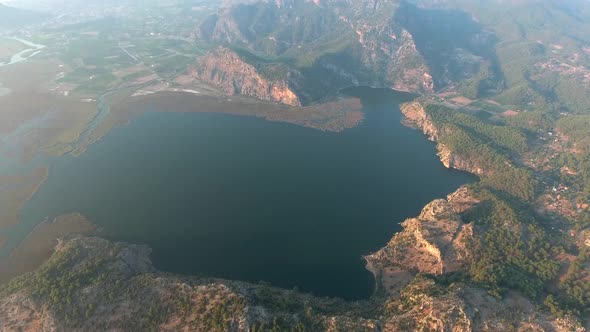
top-left (400, 101), bottom-right (487, 175)
top-left (400, 101), bottom-right (439, 140)
top-left (194, 47), bottom-right (302, 106)
top-left (2, 234), bottom-right (582, 332)
top-left (383, 276), bottom-right (584, 332)
top-left (0, 237), bottom-right (378, 331)
top-left (436, 144), bottom-right (487, 176)
top-left (366, 187), bottom-right (477, 284)
top-left (364, 185), bottom-right (586, 331)
top-left (195, 0), bottom-right (498, 104)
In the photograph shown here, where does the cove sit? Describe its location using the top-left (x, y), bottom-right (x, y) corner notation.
top-left (18, 87), bottom-right (474, 300)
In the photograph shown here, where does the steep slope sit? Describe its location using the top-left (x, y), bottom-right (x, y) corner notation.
top-left (2, 0), bottom-right (590, 329)
top-left (197, 0), bottom-right (590, 113)
top-left (0, 237), bottom-right (377, 331)
top-left (195, 0), bottom-right (498, 104)
top-left (1, 232), bottom-right (581, 331)
top-left (193, 47), bottom-right (302, 106)
top-left (365, 184), bottom-right (585, 331)
top-left (0, 4), bottom-right (46, 29)
top-left (366, 197), bottom-right (474, 276)
top-left (383, 276), bottom-right (583, 332)
top-left (415, 0), bottom-right (590, 111)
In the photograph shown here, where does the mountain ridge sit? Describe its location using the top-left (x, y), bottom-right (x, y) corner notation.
top-left (195, 0), bottom-right (497, 105)
top-left (0, 3), bottom-right (46, 28)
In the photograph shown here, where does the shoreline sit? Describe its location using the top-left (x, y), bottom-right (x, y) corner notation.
top-left (0, 212), bottom-right (97, 284)
top-left (96, 89), bottom-right (365, 140)
top-left (0, 166), bottom-right (49, 230)
top-left (364, 256), bottom-right (383, 296)
top-left (0, 85), bottom-right (365, 284)
top-left (1, 84), bottom-right (461, 298)
top-left (361, 100), bottom-right (482, 293)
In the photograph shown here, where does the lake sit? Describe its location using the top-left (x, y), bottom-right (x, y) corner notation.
top-left (18, 87), bottom-right (473, 299)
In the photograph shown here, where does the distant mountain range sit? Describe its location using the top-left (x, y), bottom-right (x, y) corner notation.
top-left (194, 0), bottom-right (590, 112)
top-left (195, 0), bottom-right (493, 105)
top-left (4, 0), bottom-right (180, 13)
top-left (0, 3), bottom-right (45, 28)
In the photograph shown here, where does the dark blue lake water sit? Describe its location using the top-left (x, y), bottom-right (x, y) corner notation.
top-left (19, 88), bottom-right (473, 299)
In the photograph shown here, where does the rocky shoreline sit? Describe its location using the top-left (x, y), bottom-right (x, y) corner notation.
top-left (362, 100), bottom-right (483, 294)
top-left (2, 231), bottom-right (580, 331)
top-left (364, 186), bottom-right (479, 296)
top-left (399, 101), bottom-right (487, 175)
top-left (1, 97), bottom-right (586, 331)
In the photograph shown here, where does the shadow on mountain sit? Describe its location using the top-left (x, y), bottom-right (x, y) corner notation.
top-left (395, 2), bottom-right (504, 94)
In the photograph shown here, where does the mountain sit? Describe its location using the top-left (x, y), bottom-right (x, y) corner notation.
top-left (0, 216), bottom-right (581, 331)
top-left (0, 3), bottom-right (45, 28)
top-left (194, 0), bottom-right (498, 105)
top-left (412, 0), bottom-right (590, 112)
top-left (190, 3), bottom-right (590, 326)
top-left (2, 0), bottom-right (590, 330)
top-left (193, 0), bottom-right (590, 113)
top-left (4, 0), bottom-right (171, 13)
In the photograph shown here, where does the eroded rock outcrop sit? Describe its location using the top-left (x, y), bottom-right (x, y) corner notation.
top-left (367, 183), bottom-right (584, 331)
top-left (400, 101), bottom-right (487, 175)
top-left (366, 191), bottom-right (474, 279)
top-left (400, 101), bottom-right (439, 140)
top-left (437, 144), bottom-right (486, 176)
top-left (197, 0), bottom-right (497, 101)
top-left (194, 47), bottom-right (301, 106)
top-left (1, 231), bottom-right (582, 332)
top-left (364, 186), bottom-right (486, 300)
top-left (0, 237), bottom-right (378, 332)
top-left (446, 186), bottom-right (481, 214)
top-left (384, 277), bottom-right (584, 332)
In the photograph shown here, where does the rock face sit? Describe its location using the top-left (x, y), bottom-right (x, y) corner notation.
top-left (0, 237), bottom-right (377, 332)
top-left (365, 187), bottom-right (586, 331)
top-left (383, 277), bottom-right (584, 332)
top-left (437, 144), bottom-right (486, 176)
top-left (400, 101), bottom-right (487, 175)
top-left (194, 47), bottom-right (301, 106)
top-left (196, 0), bottom-right (498, 104)
top-left (364, 186), bottom-right (482, 299)
top-left (366, 191), bottom-right (475, 278)
top-left (1, 233), bottom-right (581, 332)
top-left (400, 101), bottom-right (439, 140)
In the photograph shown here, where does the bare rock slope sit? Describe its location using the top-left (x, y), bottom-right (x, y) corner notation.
top-left (194, 47), bottom-right (301, 106)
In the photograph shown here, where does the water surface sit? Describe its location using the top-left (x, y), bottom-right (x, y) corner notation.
top-left (18, 88), bottom-right (473, 299)
top-left (0, 37), bottom-right (46, 67)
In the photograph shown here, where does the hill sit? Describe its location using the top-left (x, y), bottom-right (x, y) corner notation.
top-left (1, 0), bottom-right (590, 330)
top-left (0, 3), bottom-right (46, 29)
top-left (193, 0), bottom-right (590, 113)
top-left (194, 0), bottom-right (498, 105)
